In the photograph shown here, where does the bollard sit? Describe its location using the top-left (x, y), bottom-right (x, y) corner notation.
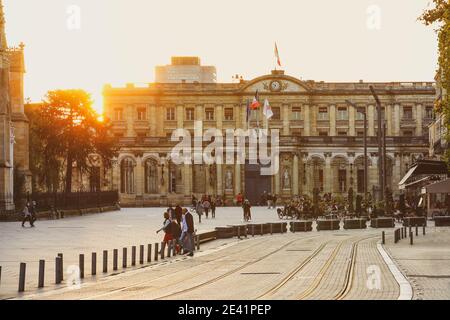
top-left (131, 246), bottom-right (136, 266)
top-left (113, 249), bottom-right (118, 271)
top-left (103, 250), bottom-right (108, 273)
top-left (260, 224), bottom-right (264, 236)
top-left (55, 257), bottom-right (62, 284)
top-left (123, 248), bottom-right (127, 268)
top-left (252, 225), bottom-right (255, 237)
top-left (154, 243), bottom-right (159, 261)
top-left (196, 235), bottom-right (200, 250)
top-left (147, 244), bottom-right (152, 262)
top-left (18, 263), bottom-right (26, 292)
top-left (91, 252), bottom-right (97, 276)
top-left (57, 253), bottom-right (64, 280)
top-left (167, 241), bottom-right (171, 258)
top-left (409, 226), bottom-right (412, 237)
top-left (237, 226), bottom-right (241, 239)
top-left (401, 227), bottom-right (404, 239)
top-left (270, 223), bottom-right (273, 235)
top-left (244, 225), bottom-right (248, 238)
top-left (423, 225), bottom-right (426, 236)
top-left (382, 231), bottom-right (385, 244)
top-left (415, 225), bottom-right (418, 237)
top-left (139, 245), bottom-right (144, 264)
top-left (38, 260), bottom-right (45, 288)
top-left (160, 242), bottom-right (165, 259)
top-left (79, 254), bottom-right (85, 279)
top-left (410, 232), bottom-right (413, 245)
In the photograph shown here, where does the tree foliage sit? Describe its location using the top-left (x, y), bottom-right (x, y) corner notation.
top-left (420, 0), bottom-right (450, 165)
top-left (27, 89), bottom-right (117, 193)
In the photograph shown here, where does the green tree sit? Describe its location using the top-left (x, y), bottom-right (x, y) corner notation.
top-left (28, 89), bottom-right (117, 193)
top-left (420, 1), bottom-right (450, 167)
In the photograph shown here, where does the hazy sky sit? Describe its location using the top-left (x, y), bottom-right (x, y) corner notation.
top-left (4, 0), bottom-right (439, 113)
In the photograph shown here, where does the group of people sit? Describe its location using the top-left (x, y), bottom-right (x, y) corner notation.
top-left (260, 191), bottom-right (278, 209)
top-left (156, 205), bottom-right (195, 257)
top-left (191, 194), bottom-right (217, 222)
top-left (21, 201), bottom-right (37, 227)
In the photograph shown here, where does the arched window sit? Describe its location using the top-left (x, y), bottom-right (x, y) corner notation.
top-left (144, 158), bottom-right (158, 194)
top-left (120, 157), bottom-right (135, 194)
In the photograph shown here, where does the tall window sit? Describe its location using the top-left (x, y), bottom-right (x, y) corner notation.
top-left (318, 107), bottom-right (328, 120)
top-left (356, 110), bottom-right (365, 120)
top-left (166, 107), bottom-right (175, 120)
top-left (291, 106), bottom-right (302, 120)
top-left (272, 107), bottom-right (281, 120)
top-left (186, 108), bottom-right (195, 121)
top-left (120, 158), bottom-right (135, 194)
top-left (425, 106), bottom-right (434, 119)
top-left (403, 106), bottom-right (413, 119)
top-left (144, 159), bottom-right (158, 194)
top-left (205, 108), bottom-right (214, 120)
top-left (137, 107), bottom-right (146, 120)
top-left (338, 169), bottom-right (347, 192)
top-left (337, 107), bottom-right (348, 120)
top-left (224, 108), bottom-right (234, 120)
top-left (114, 108), bottom-right (123, 121)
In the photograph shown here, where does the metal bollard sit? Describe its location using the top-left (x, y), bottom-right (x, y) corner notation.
top-left (57, 253), bottom-right (64, 280)
top-left (103, 250), bottom-right (108, 273)
top-left (113, 249), bottom-right (118, 271)
top-left (18, 263), bottom-right (26, 292)
top-left (410, 232), bottom-right (413, 245)
top-left (91, 252), bottom-right (97, 276)
top-left (139, 245), bottom-right (144, 264)
top-left (415, 225), bottom-right (418, 237)
top-left (252, 225), bottom-right (255, 237)
top-left (237, 226), bottom-right (241, 239)
top-left (270, 223), bottom-right (273, 235)
top-left (260, 224), bottom-right (264, 236)
top-left (160, 242), bottom-right (165, 259)
top-left (123, 248), bottom-right (127, 268)
top-left (244, 226), bottom-right (248, 238)
top-left (79, 254), bottom-right (85, 279)
top-left (196, 235), bottom-right (200, 250)
top-left (38, 260), bottom-right (45, 288)
top-left (382, 231), bottom-right (385, 244)
top-left (147, 244), bottom-right (152, 262)
top-left (154, 243), bottom-right (159, 261)
top-left (131, 246), bottom-right (136, 266)
top-left (423, 225), bottom-right (426, 235)
top-left (409, 226), bottom-right (412, 237)
top-left (55, 257), bottom-right (62, 284)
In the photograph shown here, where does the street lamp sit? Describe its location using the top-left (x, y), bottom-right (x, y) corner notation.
top-left (345, 100), bottom-right (368, 214)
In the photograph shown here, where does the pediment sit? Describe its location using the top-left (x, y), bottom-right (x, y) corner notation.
top-left (240, 74), bottom-right (311, 94)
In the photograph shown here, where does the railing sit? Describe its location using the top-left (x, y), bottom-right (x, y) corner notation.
top-left (29, 191), bottom-right (119, 211)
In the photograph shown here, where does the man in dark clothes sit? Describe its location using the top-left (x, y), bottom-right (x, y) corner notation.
top-left (174, 204), bottom-right (183, 224)
top-left (185, 209), bottom-right (195, 256)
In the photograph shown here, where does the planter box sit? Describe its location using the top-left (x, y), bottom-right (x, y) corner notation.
top-left (403, 217), bottom-right (427, 227)
top-left (227, 225), bottom-right (248, 237)
top-left (215, 226), bottom-right (235, 239)
top-left (434, 216), bottom-right (450, 227)
top-left (344, 218), bottom-right (367, 230)
top-left (247, 223), bottom-right (270, 235)
top-left (198, 230), bottom-right (217, 243)
top-left (370, 217), bottom-right (394, 228)
top-left (290, 221), bottom-right (313, 232)
top-left (269, 222), bottom-right (288, 234)
top-left (316, 219), bottom-right (341, 231)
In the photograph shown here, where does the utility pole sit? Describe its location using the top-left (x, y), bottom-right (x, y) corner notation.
top-left (369, 85), bottom-right (385, 201)
top-left (346, 100), bottom-right (368, 213)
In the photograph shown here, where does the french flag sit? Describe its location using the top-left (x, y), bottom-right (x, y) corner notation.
top-left (250, 90), bottom-right (261, 110)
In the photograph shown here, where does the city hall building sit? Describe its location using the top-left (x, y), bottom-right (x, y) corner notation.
top-left (95, 57), bottom-right (436, 206)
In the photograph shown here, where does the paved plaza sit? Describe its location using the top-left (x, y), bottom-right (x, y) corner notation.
top-left (0, 207), bottom-right (449, 300)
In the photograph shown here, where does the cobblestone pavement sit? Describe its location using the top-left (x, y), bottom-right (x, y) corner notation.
top-left (384, 226), bottom-right (450, 300)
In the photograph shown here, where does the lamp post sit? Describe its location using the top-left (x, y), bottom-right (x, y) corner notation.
top-left (346, 100), bottom-right (368, 213)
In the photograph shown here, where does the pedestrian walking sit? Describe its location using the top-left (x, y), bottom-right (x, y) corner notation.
top-left (21, 202), bottom-right (34, 227)
top-left (156, 212), bottom-right (173, 253)
top-left (211, 198), bottom-right (216, 219)
top-left (184, 208), bottom-right (195, 256)
top-left (195, 200), bottom-right (203, 223)
top-left (203, 199), bottom-right (211, 219)
top-left (242, 199), bottom-right (252, 222)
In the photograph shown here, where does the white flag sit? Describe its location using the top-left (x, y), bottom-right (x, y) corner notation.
top-left (263, 98), bottom-right (273, 120)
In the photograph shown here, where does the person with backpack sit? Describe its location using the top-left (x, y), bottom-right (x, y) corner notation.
top-left (156, 212), bottom-right (173, 253)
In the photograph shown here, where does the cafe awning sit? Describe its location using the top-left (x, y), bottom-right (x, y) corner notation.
top-left (424, 178), bottom-right (450, 194)
top-left (398, 165), bottom-right (418, 190)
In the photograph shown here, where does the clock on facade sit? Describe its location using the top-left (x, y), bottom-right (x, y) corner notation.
top-left (270, 80), bottom-right (282, 92)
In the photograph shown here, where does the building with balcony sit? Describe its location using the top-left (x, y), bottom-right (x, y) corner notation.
top-left (101, 63), bottom-right (435, 206)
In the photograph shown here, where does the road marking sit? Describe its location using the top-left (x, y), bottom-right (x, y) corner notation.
top-left (376, 242), bottom-right (413, 300)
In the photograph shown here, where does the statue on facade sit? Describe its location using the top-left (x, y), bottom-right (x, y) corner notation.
top-left (283, 168), bottom-right (290, 189)
top-left (225, 169), bottom-right (233, 190)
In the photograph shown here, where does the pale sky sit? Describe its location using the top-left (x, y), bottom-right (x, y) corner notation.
top-left (4, 0), bottom-right (439, 113)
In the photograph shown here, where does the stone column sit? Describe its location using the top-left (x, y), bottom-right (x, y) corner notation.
top-left (386, 105), bottom-right (393, 136)
top-left (177, 105), bottom-right (184, 128)
top-left (310, 105), bottom-right (317, 135)
top-left (234, 163), bottom-right (241, 194)
top-left (274, 167), bottom-right (280, 195)
top-left (349, 106), bottom-right (356, 136)
top-left (329, 105), bottom-right (336, 136)
top-left (216, 164), bottom-right (223, 196)
top-left (416, 104), bottom-right (423, 136)
top-left (196, 105), bottom-right (203, 121)
top-left (282, 104), bottom-right (290, 135)
top-left (205, 165), bottom-right (212, 195)
top-left (183, 164), bottom-right (191, 196)
top-left (161, 157), bottom-right (169, 196)
top-left (216, 105), bottom-right (223, 131)
top-left (368, 105), bottom-right (375, 136)
top-left (393, 153), bottom-right (401, 195)
top-left (394, 104), bottom-right (400, 136)
top-left (293, 153), bottom-right (299, 195)
top-left (135, 156), bottom-right (143, 196)
top-left (303, 104), bottom-right (310, 136)
top-left (324, 153), bottom-right (332, 193)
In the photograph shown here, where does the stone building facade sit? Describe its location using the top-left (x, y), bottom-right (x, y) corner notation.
top-left (99, 64), bottom-right (435, 206)
top-left (0, 1), bottom-right (30, 212)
